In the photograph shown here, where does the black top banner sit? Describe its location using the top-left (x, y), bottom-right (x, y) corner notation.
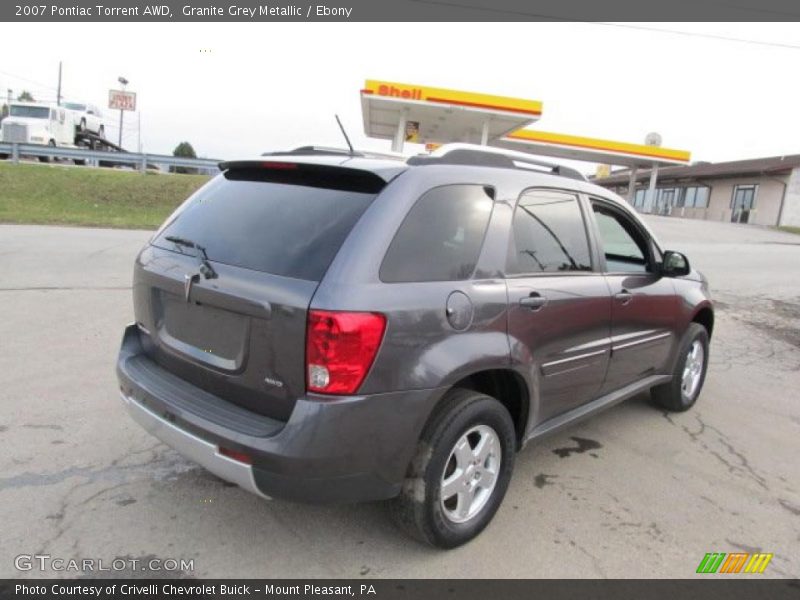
top-left (4, 0), bottom-right (800, 21)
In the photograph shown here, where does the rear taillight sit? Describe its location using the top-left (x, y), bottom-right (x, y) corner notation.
top-left (306, 310), bottom-right (386, 395)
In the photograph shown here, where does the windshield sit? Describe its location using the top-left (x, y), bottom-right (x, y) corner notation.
top-left (152, 167), bottom-right (382, 281)
top-left (9, 105), bottom-right (49, 119)
top-left (63, 102), bottom-right (86, 111)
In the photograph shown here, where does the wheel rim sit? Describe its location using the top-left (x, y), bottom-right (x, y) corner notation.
top-left (440, 424), bottom-right (501, 524)
top-left (681, 340), bottom-right (705, 400)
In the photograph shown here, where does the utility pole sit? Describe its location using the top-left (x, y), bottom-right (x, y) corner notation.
top-left (117, 76), bottom-right (129, 147)
top-left (56, 61), bottom-right (62, 106)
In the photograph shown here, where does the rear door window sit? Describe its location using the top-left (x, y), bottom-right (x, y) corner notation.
top-left (507, 190), bottom-right (592, 274)
top-left (379, 184), bottom-right (494, 282)
top-left (153, 166), bottom-right (383, 281)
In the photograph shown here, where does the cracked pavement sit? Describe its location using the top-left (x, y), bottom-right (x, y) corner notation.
top-left (0, 218), bottom-right (798, 578)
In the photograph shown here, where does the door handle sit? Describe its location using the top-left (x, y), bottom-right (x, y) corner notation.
top-left (520, 293), bottom-right (547, 311)
top-left (615, 289), bottom-right (633, 305)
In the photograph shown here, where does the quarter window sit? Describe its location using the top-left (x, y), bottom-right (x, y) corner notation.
top-left (380, 184), bottom-right (494, 283)
top-left (507, 190), bottom-right (592, 275)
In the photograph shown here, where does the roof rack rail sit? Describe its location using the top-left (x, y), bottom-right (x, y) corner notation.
top-left (407, 143), bottom-right (587, 182)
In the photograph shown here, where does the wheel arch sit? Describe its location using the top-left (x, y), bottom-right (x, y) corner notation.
top-left (449, 368), bottom-right (530, 449)
top-left (692, 303), bottom-right (715, 338)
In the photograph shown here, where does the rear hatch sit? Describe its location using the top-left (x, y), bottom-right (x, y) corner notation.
top-left (132, 160), bottom-right (393, 421)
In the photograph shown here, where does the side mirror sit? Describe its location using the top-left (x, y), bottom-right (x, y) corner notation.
top-left (662, 250), bottom-right (690, 277)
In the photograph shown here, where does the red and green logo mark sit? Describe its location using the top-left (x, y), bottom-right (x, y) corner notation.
top-left (697, 552), bottom-right (773, 574)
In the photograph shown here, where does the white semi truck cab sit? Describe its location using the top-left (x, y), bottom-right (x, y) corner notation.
top-left (1, 102), bottom-right (76, 147)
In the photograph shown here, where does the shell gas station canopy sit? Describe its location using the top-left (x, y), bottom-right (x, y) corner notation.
top-left (360, 79), bottom-right (691, 170)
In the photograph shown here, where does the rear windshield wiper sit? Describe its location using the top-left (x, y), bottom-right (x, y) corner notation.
top-left (164, 235), bottom-right (217, 279)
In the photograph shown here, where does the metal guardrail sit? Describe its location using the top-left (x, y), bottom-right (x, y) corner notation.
top-left (0, 142), bottom-right (221, 172)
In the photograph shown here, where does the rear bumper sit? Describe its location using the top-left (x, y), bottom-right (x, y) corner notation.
top-left (116, 324), bottom-right (443, 504)
top-left (120, 390), bottom-right (268, 498)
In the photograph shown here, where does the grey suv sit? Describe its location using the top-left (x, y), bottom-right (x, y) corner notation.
top-left (116, 144), bottom-right (713, 548)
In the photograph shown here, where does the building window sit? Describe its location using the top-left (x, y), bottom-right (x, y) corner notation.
top-left (730, 184), bottom-right (757, 224)
top-left (731, 185), bottom-right (757, 210)
top-left (680, 186), bottom-right (709, 208)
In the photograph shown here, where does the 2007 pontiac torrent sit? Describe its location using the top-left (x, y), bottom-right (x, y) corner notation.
top-left (116, 144), bottom-right (713, 548)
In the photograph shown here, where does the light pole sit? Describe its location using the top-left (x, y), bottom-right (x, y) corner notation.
top-left (117, 76), bottom-right (128, 147)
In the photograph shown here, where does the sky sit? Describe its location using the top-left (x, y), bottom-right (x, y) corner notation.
top-left (2, 22), bottom-right (799, 172)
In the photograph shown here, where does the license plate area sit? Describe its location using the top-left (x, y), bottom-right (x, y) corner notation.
top-left (155, 291), bottom-right (249, 372)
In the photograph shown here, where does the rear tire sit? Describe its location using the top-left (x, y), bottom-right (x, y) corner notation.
top-left (652, 323), bottom-right (709, 412)
top-left (391, 388), bottom-right (516, 549)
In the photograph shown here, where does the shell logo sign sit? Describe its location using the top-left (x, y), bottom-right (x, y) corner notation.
top-left (362, 79), bottom-right (543, 117)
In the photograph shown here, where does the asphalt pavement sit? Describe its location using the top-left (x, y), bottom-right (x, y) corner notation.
top-left (0, 217), bottom-right (798, 578)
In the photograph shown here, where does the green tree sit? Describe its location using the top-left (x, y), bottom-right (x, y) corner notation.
top-left (171, 141), bottom-right (197, 174)
top-left (17, 91), bottom-right (34, 102)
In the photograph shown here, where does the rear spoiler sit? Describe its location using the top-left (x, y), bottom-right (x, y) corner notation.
top-left (217, 159), bottom-right (394, 194)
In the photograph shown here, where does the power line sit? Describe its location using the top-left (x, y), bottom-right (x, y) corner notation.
top-left (595, 22), bottom-right (800, 51)
top-left (406, 1), bottom-right (800, 51)
top-left (0, 69), bottom-right (58, 92)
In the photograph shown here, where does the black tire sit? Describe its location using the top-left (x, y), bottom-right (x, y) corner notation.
top-left (38, 141), bottom-right (56, 163)
top-left (652, 322), bottom-right (709, 412)
top-left (391, 388), bottom-right (516, 549)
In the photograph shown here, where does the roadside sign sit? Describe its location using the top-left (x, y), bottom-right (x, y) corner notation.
top-left (109, 90), bottom-right (136, 111)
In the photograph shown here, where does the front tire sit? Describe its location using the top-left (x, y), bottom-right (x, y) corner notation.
top-left (391, 388), bottom-right (516, 548)
top-left (38, 140), bottom-right (56, 163)
top-left (652, 322), bottom-right (709, 412)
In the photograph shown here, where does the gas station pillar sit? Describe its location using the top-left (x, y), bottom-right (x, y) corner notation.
top-left (643, 163), bottom-right (659, 214)
top-left (392, 108), bottom-right (408, 153)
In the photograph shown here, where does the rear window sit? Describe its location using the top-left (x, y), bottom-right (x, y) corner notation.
top-left (380, 184), bottom-right (494, 283)
top-left (153, 166), bottom-right (383, 281)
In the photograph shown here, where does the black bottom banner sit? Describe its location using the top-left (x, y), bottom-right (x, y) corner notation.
top-left (2, 579), bottom-right (799, 600)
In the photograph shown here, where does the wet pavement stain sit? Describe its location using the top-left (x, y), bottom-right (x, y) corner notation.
top-left (552, 437), bottom-right (602, 458)
top-left (534, 473), bottom-right (558, 488)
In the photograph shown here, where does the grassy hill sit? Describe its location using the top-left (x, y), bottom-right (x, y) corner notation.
top-left (0, 162), bottom-right (210, 229)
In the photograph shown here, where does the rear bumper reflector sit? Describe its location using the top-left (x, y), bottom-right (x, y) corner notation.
top-left (119, 392), bottom-right (270, 499)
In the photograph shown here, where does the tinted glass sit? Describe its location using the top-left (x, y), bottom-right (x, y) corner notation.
top-left (380, 185), bottom-right (494, 282)
top-left (592, 204), bottom-right (649, 273)
top-left (153, 169), bottom-right (379, 281)
top-left (508, 190), bottom-right (592, 274)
